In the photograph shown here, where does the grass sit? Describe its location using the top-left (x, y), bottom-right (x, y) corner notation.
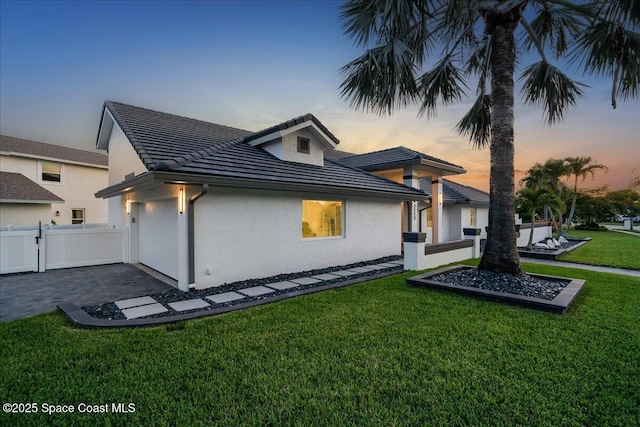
top-left (1, 263), bottom-right (639, 426)
top-left (558, 229), bottom-right (640, 270)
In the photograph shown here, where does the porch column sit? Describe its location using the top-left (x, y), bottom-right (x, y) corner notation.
top-left (432, 176), bottom-right (444, 243)
top-left (403, 167), bottom-right (419, 232)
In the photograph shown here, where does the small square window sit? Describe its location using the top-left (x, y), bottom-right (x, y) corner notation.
top-left (297, 137), bottom-right (310, 154)
top-left (71, 208), bottom-right (85, 224)
top-left (42, 162), bottom-right (61, 182)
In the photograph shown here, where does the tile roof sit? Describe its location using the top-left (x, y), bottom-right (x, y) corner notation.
top-left (337, 146), bottom-right (464, 172)
top-left (100, 102), bottom-right (426, 199)
top-left (419, 177), bottom-right (489, 205)
top-left (245, 113), bottom-right (340, 145)
top-left (0, 172), bottom-right (64, 203)
top-left (1, 135), bottom-right (107, 167)
top-left (103, 101), bottom-right (253, 170)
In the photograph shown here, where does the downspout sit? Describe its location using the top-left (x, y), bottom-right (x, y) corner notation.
top-left (188, 184), bottom-right (209, 288)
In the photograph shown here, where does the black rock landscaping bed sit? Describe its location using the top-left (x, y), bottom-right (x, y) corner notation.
top-left (518, 237), bottom-right (590, 260)
top-left (407, 265), bottom-right (585, 314)
top-left (84, 256), bottom-right (403, 320)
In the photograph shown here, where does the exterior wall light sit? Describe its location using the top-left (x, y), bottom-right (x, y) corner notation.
top-left (126, 199), bottom-right (131, 215)
top-left (179, 189), bottom-right (185, 214)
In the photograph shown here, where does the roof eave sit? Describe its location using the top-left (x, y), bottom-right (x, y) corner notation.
top-left (95, 171), bottom-right (427, 201)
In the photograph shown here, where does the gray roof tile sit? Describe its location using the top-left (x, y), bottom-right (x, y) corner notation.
top-left (420, 177), bottom-right (489, 205)
top-left (101, 102), bottom-right (426, 199)
top-left (338, 146), bottom-right (463, 171)
top-left (0, 172), bottom-right (64, 203)
top-left (1, 135), bottom-right (107, 167)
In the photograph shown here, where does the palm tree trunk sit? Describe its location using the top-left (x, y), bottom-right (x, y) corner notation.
top-left (567, 178), bottom-right (578, 235)
top-left (527, 209), bottom-right (535, 250)
top-left (478, 18), bottom-right (524, 276)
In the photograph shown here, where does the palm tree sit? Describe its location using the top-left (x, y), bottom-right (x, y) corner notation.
top-left (339, 1), bottom-right (639, 276)
top-left (520, 159), bottom-right (568, 235)
top-left (516, 187), bottom-right (565, 250)
top-left (564, 156), bottom-right (608, 234)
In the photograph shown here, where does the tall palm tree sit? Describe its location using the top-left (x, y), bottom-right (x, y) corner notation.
top-left (516, 187), bottom-right (565, 250)
top-left (564, 156), bottom-right (608, 234)
top-left (339, 0), bottom-right (639, 275)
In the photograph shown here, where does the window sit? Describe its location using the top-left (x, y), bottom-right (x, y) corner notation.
top-left (297, 136), bottom-right (310, 154)
top-left (71, 208), bottom-right (85, 224)
top-left (302, 200), bottom-right (343, 238)
top-left (470, 208), bottom-right (477, 227)
top-left (42, 162), bottom-right (61, 182)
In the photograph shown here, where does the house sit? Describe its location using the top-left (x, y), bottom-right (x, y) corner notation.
top-left (94, 101), bottom-right (427, 291)
top-left (0, 135), bottom-right (108, 226)
top-left (332, 147), bottom-right (490, 244)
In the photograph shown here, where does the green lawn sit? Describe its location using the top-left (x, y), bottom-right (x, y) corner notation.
top-left (559, 229), bottom-right (640, 270)
top-left (1, 263), bottom-right (638, 426)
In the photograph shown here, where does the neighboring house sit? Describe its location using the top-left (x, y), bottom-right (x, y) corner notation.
top-left (0, 135), bottom-right (108, 226)
top-left (94, 101), bottom-right (427, 291)
top-left (333, 147), bottom-right (490, 244)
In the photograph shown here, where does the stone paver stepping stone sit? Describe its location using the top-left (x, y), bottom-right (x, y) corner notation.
top-left (311, 273), bottom-right (341, 281)
top-left (122, 303), bottom-right (168, 319)
top-left (347, 266), bottom-right (378, 273)
top-left (237, 286), bottom-right (275, 297)
top-left (266, 281), bottom-right (299, 291)
top-left (168, 299), bottom-right (210, 312)
top-left (290, 277), bottom-right (321, 285)
top-left (389, 260), bottom-right (405, 265)
top-left (206, 292), bottom-right (245, 304)
top-left (372, 262), bottom-right (400, 269)
top-left (330, 270), bottom-right (360, 277)
top-left (115, 296), bottom-right (157, 310)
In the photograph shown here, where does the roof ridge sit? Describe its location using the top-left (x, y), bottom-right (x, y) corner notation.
top-left (339, 145), bottom-right (417, 160)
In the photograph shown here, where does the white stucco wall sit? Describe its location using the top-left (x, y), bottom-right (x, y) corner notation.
top-left (106, 124), bottom-right (147, 186)
top-left (0, 204), bottom-right (52, 227)
top-left (0, 154), bottom-right (108, 226)
top-left (260, 128), bottom-right (325, 166)
top-left (193, 188), bottom-right (401, 288)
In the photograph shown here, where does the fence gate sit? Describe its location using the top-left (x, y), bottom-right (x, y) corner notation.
top-left (0, 228), bottom-right (39, 274)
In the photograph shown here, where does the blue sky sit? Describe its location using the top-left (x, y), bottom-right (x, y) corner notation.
top-left (1, 0), bottom-right (638, 191)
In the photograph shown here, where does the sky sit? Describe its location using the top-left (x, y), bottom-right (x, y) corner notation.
top-left (1, 0), bottom-right (639, 192)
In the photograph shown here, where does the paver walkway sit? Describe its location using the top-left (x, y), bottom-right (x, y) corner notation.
top-left (522, 258), bottom-right (640, 277)
top-left (59, 259), bottom-right (406, 328)
top-left (0, 264), bottom-right (174, 322)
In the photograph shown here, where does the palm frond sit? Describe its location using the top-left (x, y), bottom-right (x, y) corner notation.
top-left (519, 61), bottom-right (587, 124)
top-left (339, 40), bottom-right (418, 115)
top-left (416, 57), bottom-right (468, 118)
top-left (521, 4), bottom-right (585, 58)
top-left (455, 93), bottom-right (491, 149)
top-left (569, 20), bottom-right (640, 108)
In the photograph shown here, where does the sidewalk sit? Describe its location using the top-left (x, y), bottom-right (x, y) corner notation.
top-left (522, 258), bottom-right (640, 277)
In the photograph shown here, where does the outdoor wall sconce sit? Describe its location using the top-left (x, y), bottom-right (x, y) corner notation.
top-left (126, 199), bottom-right (131, 214)
top-left (55, 211), bottom-right (60, 216)
top-left (179, 189), bottom-right (185, 214)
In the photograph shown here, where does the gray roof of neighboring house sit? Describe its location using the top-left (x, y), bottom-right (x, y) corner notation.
top-left (1, 135), bottom-right (108, 167)
top-left (98, 102), bottom-right (427, 200)
top-left (419, 177), bottom-right (489, 205)
top-left (337, 146), bottom-right (465, 173)
top-left (0, 172), bottom-right (64, 203)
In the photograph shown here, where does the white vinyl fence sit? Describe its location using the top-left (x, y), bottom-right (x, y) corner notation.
top-left (0, 225), bottom-right (126, 275)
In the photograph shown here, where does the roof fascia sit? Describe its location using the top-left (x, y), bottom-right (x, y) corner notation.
top-left (0, 151), bottom-right (108, 169)
top-left (419, 158), bottom-right (466, 175)
top-left (96, 107), bottom-right (116, 151)
top-left (247, 121), bottom-right (338, 150)
top-left (0, 199), bottom-right (59, 204)
top-left (95, 171), bottom-right (427, 201)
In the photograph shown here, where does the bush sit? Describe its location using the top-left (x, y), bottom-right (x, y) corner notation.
top-left (575, 222), bottom-right (608, 231)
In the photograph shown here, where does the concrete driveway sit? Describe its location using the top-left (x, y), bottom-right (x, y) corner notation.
top-left (0, 264), bottom-right (175, 322)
